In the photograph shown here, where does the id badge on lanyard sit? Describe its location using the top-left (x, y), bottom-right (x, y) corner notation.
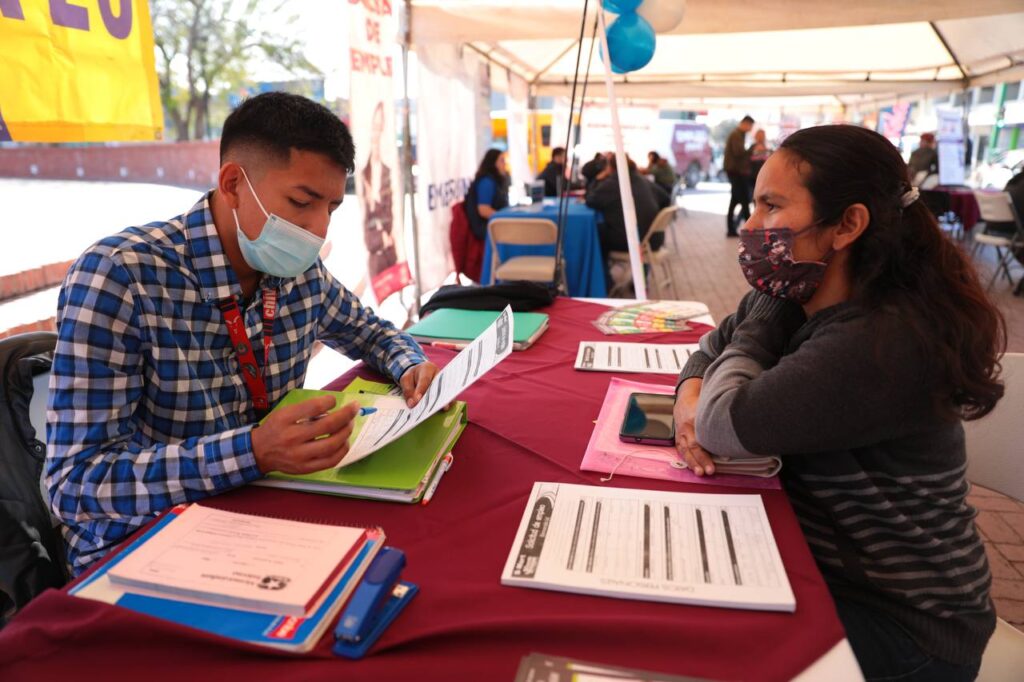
top-left (218, 289), bottom-right (277, 417)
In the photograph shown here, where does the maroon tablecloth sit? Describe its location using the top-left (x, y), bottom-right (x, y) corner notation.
top-left (0, 298), bottom-right (846, 682)
top-left (940, 187), bottom-right (981, 232)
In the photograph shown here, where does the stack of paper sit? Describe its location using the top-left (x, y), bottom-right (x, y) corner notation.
top-left (593, 301), bottom-right (708, 335)
top-left (502, 482), bottom-right (795, 612)
top-left (72, 505), bottom-right (384, 652)
top-left (575, 341), bottom-right (700, 375)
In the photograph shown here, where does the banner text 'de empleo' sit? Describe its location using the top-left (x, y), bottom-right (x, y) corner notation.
top-left (0, 0), bottom-right (163, 142)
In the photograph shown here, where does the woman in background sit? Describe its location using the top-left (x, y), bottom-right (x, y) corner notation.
top-left (465, 149), bottom-right (510, 241)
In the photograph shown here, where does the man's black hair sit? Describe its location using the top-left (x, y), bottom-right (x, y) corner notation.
top-left (552, 147), bottom-right (566, 157)
top-left (220, 92), bottom-right (355, 173)
top-left (741, 115), bottom-right (755, 124)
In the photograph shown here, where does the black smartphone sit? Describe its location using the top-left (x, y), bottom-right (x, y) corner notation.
top-left (619, 392), bottom-right (676, 446)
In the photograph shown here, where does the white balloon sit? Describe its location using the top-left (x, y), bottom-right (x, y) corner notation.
top-left (637, 0), bottom-right (686, 33)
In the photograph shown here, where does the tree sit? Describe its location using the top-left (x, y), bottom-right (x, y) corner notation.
top-left (151, 0), bottom-right (319, 141)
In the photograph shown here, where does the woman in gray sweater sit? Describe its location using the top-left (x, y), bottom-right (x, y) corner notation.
top-left (674, 125), bottom-right (1005, 681)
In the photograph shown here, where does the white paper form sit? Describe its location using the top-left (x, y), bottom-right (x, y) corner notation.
top-left (339, 305), bottom-right (515, 467)
top-left (106, 505), bottom-right (367, 616)
top-left (575, 341), bottom-right (700, 375)
top-left (501, 482), bottom-right (795, 612)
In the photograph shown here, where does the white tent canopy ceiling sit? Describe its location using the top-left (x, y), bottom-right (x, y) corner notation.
top-left (410, 0), bottom-right (1024, 105)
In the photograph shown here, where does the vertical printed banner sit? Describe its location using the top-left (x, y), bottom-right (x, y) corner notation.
top-left (349, 0), bottom-right (411, 303)
top-left (937, 109), bottom-right (966, 186)
top-left (0, 0), bottom-right (162, 141)
top-left (415, 45), bottom-right (481, 292)
top-left (878, 102), bottom-right (912, 142)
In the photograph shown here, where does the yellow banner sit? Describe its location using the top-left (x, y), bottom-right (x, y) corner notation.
top-left (0, 0), bottom-right (163, 142)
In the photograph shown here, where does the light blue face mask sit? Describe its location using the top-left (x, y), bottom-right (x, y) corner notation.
top-left (232, 168), bottom-right (325, 278)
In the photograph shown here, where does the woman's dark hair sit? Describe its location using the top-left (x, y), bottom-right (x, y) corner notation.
top-left (780, 124), bottom-right (1006, 420)
top-left (220, 92), bottom-right (354, 173)
top-left (475, 148), bottom-right (507, 182)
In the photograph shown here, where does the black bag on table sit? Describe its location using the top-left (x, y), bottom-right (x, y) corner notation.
top-left (419, 281), bottom-right (557, 316)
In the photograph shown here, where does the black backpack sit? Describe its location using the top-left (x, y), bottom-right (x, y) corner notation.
top-left (0, 332), bottom-right (67, 627)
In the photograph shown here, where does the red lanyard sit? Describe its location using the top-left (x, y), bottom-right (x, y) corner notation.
top-left (218, 289), bottom-right (277, 415)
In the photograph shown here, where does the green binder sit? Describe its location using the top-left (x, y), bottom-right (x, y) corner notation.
top-left (406, 308), bottom-right (549, 350)
top-left (251, 382), bottom-right (467, 503)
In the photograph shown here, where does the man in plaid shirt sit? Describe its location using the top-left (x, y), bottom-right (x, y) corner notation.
top-left (46, 93), bottom-right (439, 575)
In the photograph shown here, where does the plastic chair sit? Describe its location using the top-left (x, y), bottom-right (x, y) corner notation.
top-left (0, 331), bottom-right (67, 625)
top-left (963, 352), bottom-right (1024, 680)
top-left (487, 218), bottom-right (558, 285)
top-left (971, 191), bottom-right (1024, 290)
top-left (607, 206), bottom-right (680, 299)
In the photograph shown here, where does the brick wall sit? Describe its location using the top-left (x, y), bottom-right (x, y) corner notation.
top-left (0, 260), bottom-right (75, 302)
top-left (0, 318), bottom-right (56, 341)
top-left (0, 140), bottom-right (219, 190)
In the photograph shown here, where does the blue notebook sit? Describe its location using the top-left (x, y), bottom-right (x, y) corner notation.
top-left (69, 506), bottom-right (384, 653)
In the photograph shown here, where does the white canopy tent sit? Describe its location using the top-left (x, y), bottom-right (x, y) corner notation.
top-left (410, 0), bottom-right (1024, 106)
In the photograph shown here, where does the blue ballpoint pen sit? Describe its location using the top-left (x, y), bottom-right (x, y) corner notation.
top-left (358, 407), bottom-right (378, 416)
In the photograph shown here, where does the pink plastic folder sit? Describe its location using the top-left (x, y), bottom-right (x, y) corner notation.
top-left (580, 378), bottom-right (781, 490)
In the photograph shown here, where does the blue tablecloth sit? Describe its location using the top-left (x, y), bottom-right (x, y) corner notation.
top-left (481, 201), bottom-right (607, 297)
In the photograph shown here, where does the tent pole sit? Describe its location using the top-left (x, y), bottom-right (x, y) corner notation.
top-left (402, 0), bottom-right (422, 317)
top-left (596, 9), bottom-right (646, 301)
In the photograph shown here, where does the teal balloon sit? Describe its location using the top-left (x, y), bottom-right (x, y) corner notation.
top-left (606, 13), bottom-right (656, 73)
top-left (602, 0), bottom-right (642, 13)
top-left (599, 43), bottom-right (630, 74)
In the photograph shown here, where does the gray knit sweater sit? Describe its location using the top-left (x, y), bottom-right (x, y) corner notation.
top-left (679, 291), bottom-right (995, 665)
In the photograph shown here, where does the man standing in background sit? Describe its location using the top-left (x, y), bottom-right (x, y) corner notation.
top-left (724, 115), bottom-right (754, 237)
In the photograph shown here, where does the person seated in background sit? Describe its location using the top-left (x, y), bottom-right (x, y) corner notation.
top-left (537, 146), bottom-right (566, 197)
top-left (46, 92), bottom-right (440, 577)
top-left (580, 152), bottom-right (608, 190)
top-left (674, 124), bottom-right (1001, 680)
top-left (465, 148), bottom-right (510, 240)
top-left (586, 154), bottom-right (665, 283)
top-left (907, 132), bottom-right (938, 183)
top-left (643, 151), bottom-right (678, 195)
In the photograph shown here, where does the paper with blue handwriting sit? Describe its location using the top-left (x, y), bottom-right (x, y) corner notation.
top-left (339, 305), bottom-right (514, 467)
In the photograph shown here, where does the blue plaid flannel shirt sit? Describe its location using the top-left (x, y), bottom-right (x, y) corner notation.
top-left (46, 193), bottom-right (426, 575)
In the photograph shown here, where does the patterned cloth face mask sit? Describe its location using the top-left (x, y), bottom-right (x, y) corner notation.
top-left (737, 226), bottom-right (834, 304)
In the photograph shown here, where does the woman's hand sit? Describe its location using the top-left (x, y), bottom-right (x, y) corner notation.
top-left (674, 378), bottom-right (716, 476)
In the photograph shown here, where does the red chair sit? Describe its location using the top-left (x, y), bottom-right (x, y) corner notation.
top-left (449, 201), bottom-right (484, 283)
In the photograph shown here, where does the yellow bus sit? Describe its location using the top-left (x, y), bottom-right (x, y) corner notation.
top-left (491, 111), bottom-right (556, 175)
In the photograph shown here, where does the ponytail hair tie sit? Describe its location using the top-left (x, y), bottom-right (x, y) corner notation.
top-left (901, 187), bottom-right (920, 208)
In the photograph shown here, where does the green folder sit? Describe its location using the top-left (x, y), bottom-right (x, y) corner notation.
top-left (251, 383), bottom-right (467, 503)
top-left (406, 308), bottom-right (549, 350)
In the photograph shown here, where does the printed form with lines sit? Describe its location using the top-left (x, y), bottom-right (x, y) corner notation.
top-left (575, 342), bottom-right (701, 375)
top-left (338, 306), bottom-right (514, 467)
top-left (502, 482), bottom-right (796, 612)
